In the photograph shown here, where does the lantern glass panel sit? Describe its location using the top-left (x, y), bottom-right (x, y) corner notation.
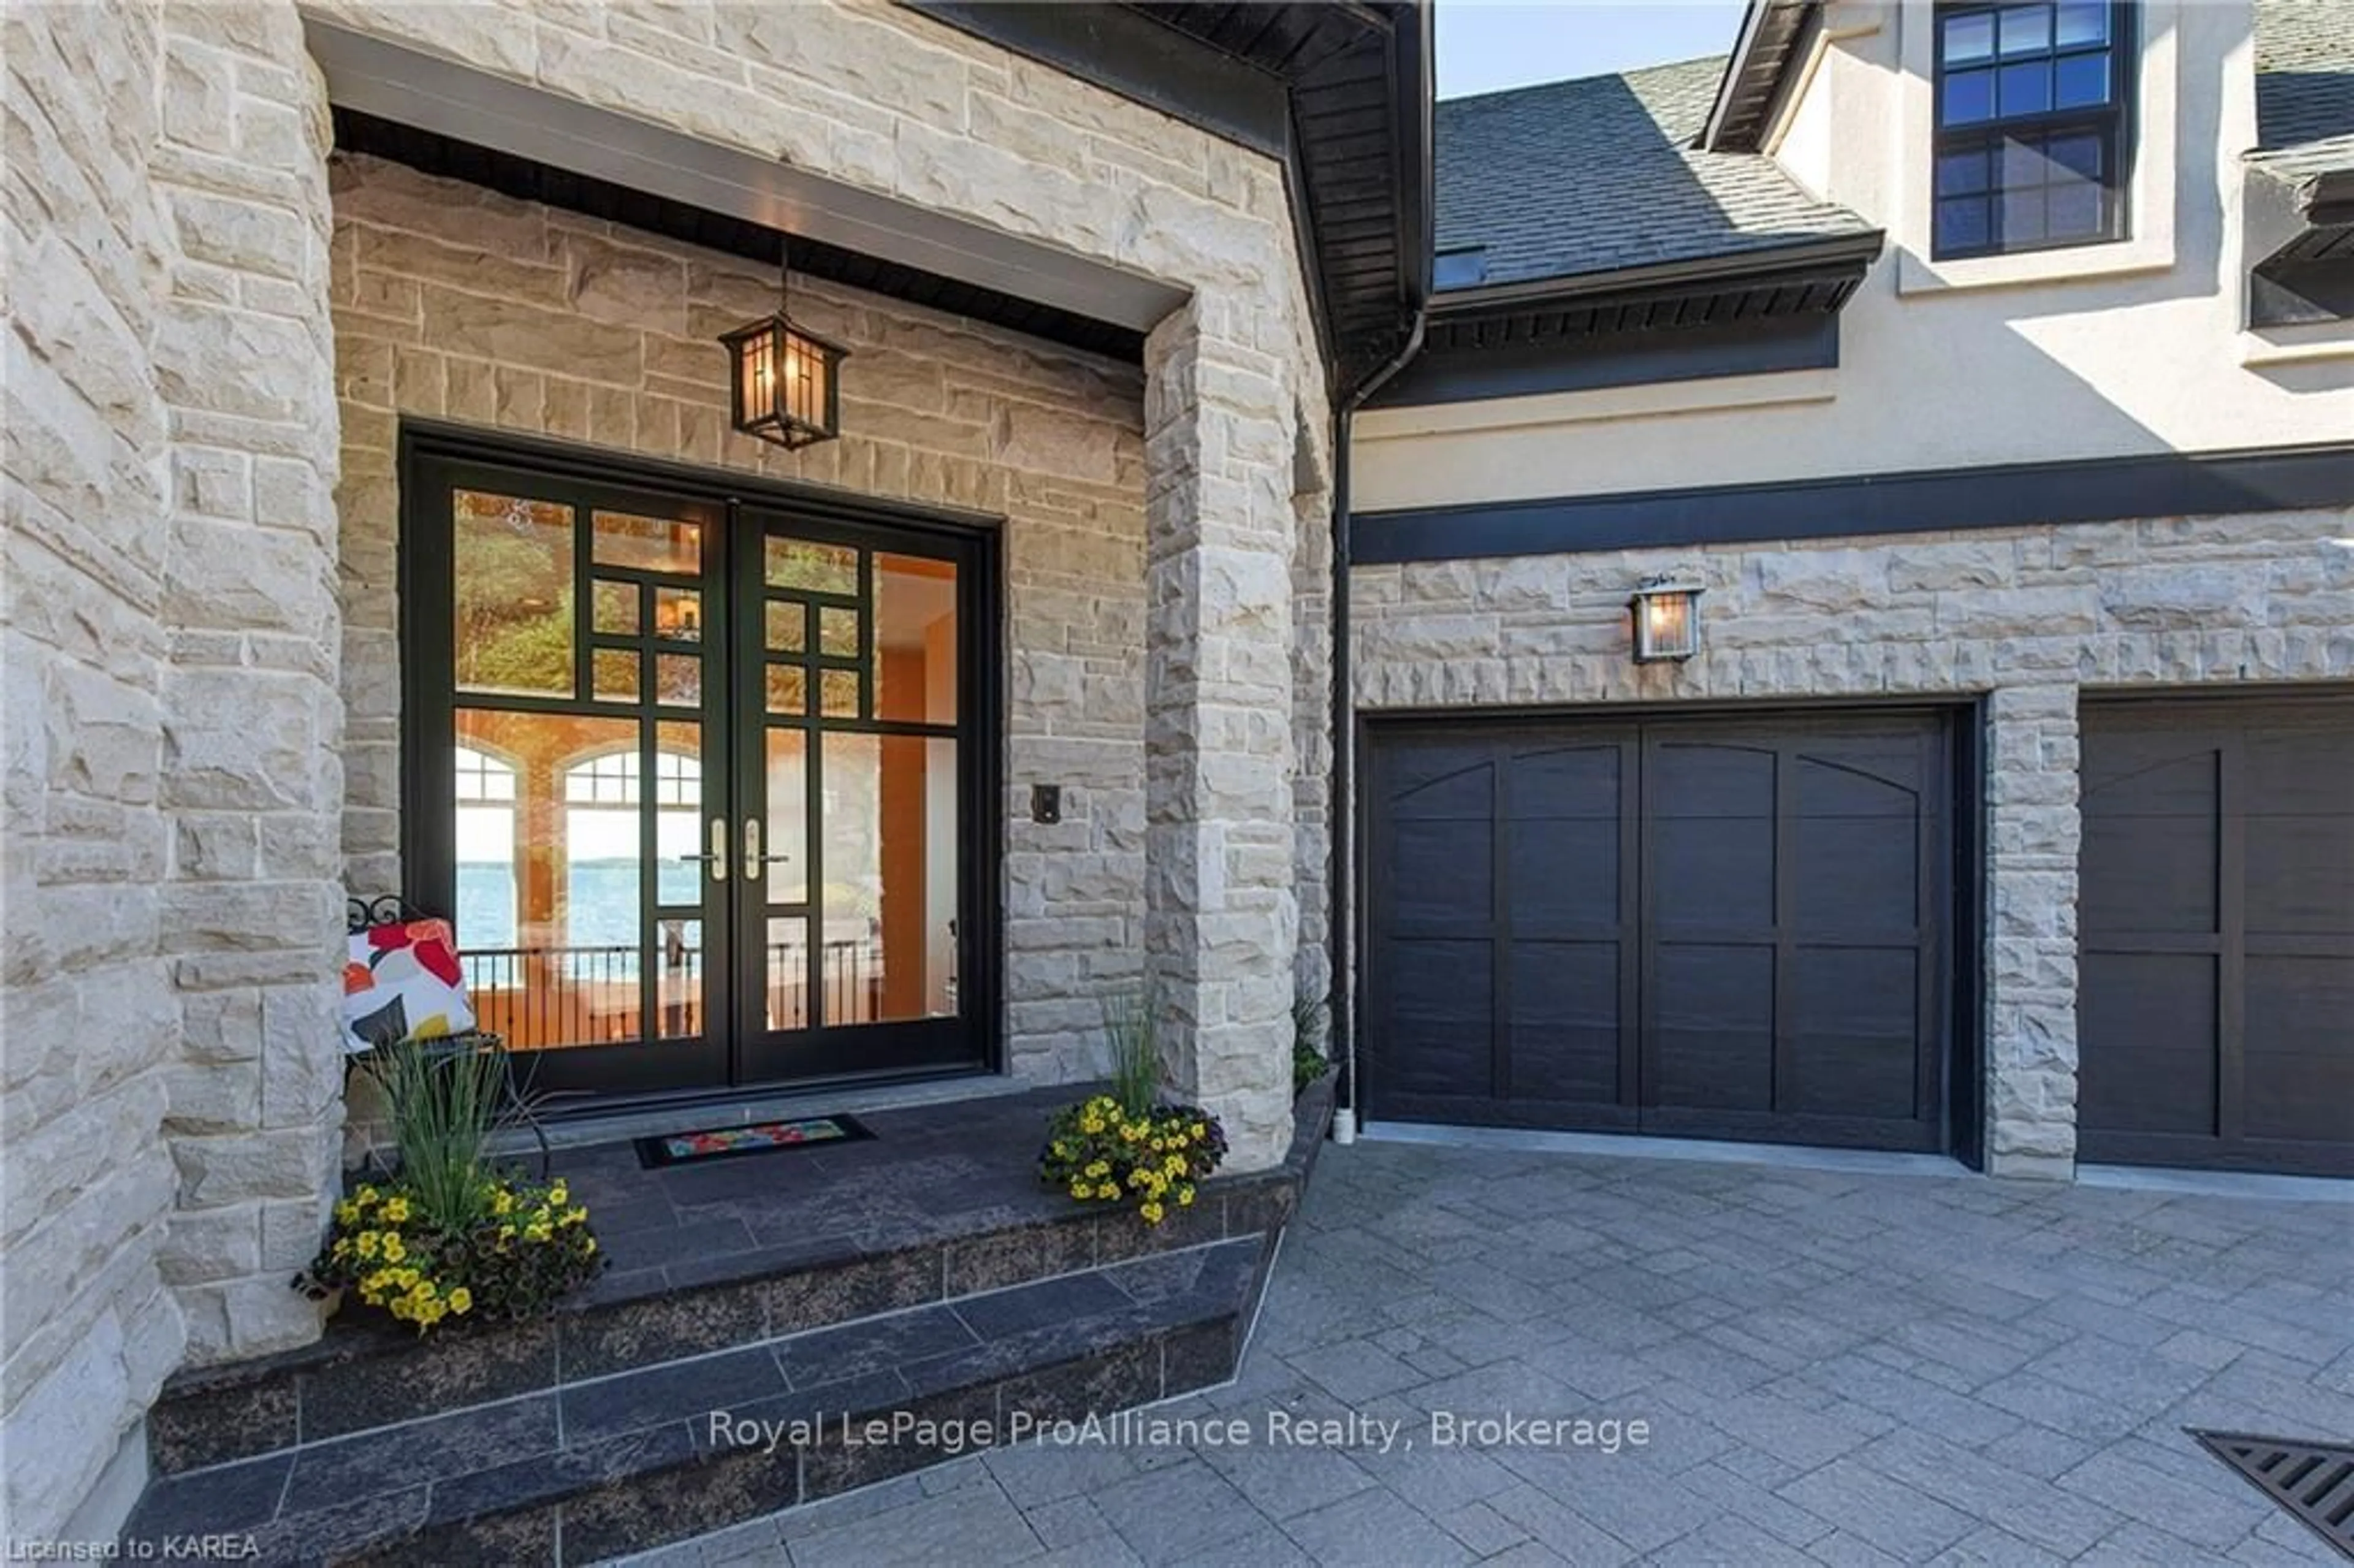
top-left (1633, 588), bottom-right (1701, 661)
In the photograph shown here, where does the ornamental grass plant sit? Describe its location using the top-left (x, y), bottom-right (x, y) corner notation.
top-left (1039, 984), bottom-right (1228, 1225)
top-left (297, 1036), bottom-right (602, 1333)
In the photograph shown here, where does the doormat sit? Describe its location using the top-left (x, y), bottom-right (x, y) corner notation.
top-left (2188, 1430), bottom-right (2354, 1560)
top-left (635, 1114), bottom-right (874, 1169)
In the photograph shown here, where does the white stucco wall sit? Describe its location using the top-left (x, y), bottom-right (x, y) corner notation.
top-left (1355, 0), bottom-right (2354, 515)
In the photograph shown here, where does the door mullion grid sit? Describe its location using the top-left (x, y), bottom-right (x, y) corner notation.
top-left (2217, 731), bottom-right (2247, 1145)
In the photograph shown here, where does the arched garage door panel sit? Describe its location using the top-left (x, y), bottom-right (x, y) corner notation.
top-left (1366, 712), bottom-right (1952, 1154)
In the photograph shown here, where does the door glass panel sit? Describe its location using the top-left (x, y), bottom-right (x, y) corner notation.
top-left (593, 579), bottom-right (638, 636)
top-left (766, 664), bottom-right (808, 715)
top-left (820, 669), bottom-right (859, 719)
top-left (764, 916), bottom-right (810, 1031)
top-left (818, 606), bottom-right (860, 659)
top-left (655, 654), bottom-right (699, 707)
top-left (766, 600), bottom-right (807, 653)
top-left (767, 538), bottom-right (855, 594)
top-left (655, 918), bottom-right (703, 1040)
top-left (820, 734), bottom-right (959, 1025)
top-left (763, 730), bottom-right (810, 907)
top-left (452, 710), bottom-right (640, 1051)
top-left (454, 490), bottom-right (574, 698)
top-left (593, 650), bottom-right (638, 702)
top-left (876, 553), bottom-right (958, 723)
top-left (652, 723), bottom-right (704, 910)
top-left (593, 509), bottom-right (701, 574)
top-left (652, 587), bottom-right (703, 642)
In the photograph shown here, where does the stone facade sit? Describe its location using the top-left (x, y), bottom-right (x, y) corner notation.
top-left (311, 0), bottom-right (1330, 1171)
top-left (4, 0), bottom-right (344, 1541)
top-left (7, 0), bottom-right (1335, 1540)
top-left (1350, 508), bottom-right (2354, 1176)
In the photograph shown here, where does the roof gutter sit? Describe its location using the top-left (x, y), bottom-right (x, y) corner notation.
top-left (1327, 0), bottom-right (1431, 1149)
top-left (1426, 229), bottom-right (1886, 318)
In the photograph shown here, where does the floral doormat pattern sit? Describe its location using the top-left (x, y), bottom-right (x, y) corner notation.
top-left (634, 1114), bottom-right (874, 1168)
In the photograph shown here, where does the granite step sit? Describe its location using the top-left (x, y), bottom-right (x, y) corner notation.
top-left (143, 1083), bottom-right (1325, 1481)
top-left (123, 1234), bottom-right (1268, 1567)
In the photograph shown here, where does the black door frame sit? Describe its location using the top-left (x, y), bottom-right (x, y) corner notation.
top-left (1357, 699), bottom-right (1984, 1163)
top-left (397, 421), bottom-right (1004, 1112)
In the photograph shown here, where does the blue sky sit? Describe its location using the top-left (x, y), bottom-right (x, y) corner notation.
top-left (1436, 1), bottom-right (1750, 99)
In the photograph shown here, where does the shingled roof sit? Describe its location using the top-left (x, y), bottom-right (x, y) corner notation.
top-left (2251, 0), bottom-right (2354, 185)
top-left (1433, 55), bottom-right (1872, 293)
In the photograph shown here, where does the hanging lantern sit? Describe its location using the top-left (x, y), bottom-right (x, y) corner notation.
top-left (719, 245), bottom-right (848, 451)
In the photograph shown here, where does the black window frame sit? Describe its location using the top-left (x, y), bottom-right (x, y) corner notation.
top-left (1930, 0), bottom-right (2137, 262)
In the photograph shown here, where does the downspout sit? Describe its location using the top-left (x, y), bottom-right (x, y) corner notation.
top-left (1324, 0), bottom-right (1432, 1147)
top-left (1328, 316), bottom-right (1425, 1145)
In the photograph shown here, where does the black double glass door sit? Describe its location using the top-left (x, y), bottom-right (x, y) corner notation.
top-left (404, 441), bottom-right (992, 1102)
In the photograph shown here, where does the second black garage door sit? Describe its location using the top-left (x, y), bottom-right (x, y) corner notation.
top-left (1365, 710), bottom-right (1957, 1154)
top-left (2079, 696), bottom-right (2354, 1176)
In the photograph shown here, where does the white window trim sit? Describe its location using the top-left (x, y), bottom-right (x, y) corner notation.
top-left (1895, 0), bottom-right (2178, 294)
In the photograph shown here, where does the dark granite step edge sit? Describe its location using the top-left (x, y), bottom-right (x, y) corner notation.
top-left (147, 1075), bottom-right (1333, 1478)
top-left (124, 1238), bottom-right (1269, 1568)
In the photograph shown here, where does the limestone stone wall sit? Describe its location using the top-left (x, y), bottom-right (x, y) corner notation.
top-left (330, 152), bottom-right (1158, 1087)
top-left (1350, 509), bottom-right (2354, 1176)
top-left (3, 0), bottom-right (343, 1540)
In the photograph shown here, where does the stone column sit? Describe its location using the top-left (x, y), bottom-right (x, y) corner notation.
top-left (1983, 682), bottom-right (2082, 1180)
top-left (1141, 301), bottom-right (1297, 1171)
top-left (150, 1), bottom-right (347, 1360)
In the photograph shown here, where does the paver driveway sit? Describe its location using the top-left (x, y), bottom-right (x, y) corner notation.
top-left (629, 1140), bottom-right (2354, 1566)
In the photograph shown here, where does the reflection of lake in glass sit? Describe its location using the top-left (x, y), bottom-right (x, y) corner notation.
top-left (455, 860), bottom-right (703, 982)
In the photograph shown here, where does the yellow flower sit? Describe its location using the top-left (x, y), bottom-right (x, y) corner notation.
top-left (526, 1222), bottom-right (552, 1243)
top-left (355, 1186), bottom-right (379, 1206)
top-left (356, 1231), bottom-right (380, 1258)
top-left (1080, 1116), bottom-right (1103, 1135)
top-left (1095, 1182), bottom-right (1118, 1200)
top-left (492, 1189), bottom-right (514, 1216)
top-left (379, 1197), bottom-right (411, 1223)
top-left (1190, 1123), bottom-right (1206, 1140)
top-left (1177, 1186), bottom-right (1195, 1207)
top-left (380, 1234), bottom-right (405, 1263)
top-left (1070, 1181), bottom-right (1091, 1200)
top-left (565, 1206), bottom-right (588, 1227)
top-left (548, 1182), bottom-right (569, 1206)
top-left (584, 1236), bottom-right (598, 1255)
top-left (333, 1200), bottom-right (359, 1226)
top-left (1140, 1201), bottom-right (1165, 1224)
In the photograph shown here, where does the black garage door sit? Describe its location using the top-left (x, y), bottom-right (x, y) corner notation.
top-left (2079, 696), bottom-right (2354, 1176)
top-left (1365, 710), bottom-right (1956, 1154)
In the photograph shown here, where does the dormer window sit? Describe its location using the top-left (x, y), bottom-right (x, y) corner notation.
top-left (1933, 2), bottom-right (2132, 259)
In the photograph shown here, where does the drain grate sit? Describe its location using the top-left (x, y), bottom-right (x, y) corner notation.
top-left (2190, 1429), bottom-right (2354, 1560)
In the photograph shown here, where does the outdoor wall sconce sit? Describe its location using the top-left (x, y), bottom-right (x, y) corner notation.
top-left (1629, 574), bottom-right (1704, 663)
top-left (718, 247), bottom-right (848, 451)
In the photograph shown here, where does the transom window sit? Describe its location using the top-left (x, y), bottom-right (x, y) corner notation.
top-left (563, 750), bottom-right (701, 807)
top-left (1933, 2), bottom-right (2131, 259)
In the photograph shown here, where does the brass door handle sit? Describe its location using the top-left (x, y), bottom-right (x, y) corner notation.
top-left (679, 817), bottom-right (728, 881)
top-left (744, 818), bottom-right (792, 880)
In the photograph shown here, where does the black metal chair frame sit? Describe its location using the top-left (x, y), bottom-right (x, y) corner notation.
top-left (345, 895), bottom-right (550, 1179)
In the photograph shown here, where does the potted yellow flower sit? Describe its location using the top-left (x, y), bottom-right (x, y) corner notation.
top-left (1037, 989), bottom-right (1227, 1225)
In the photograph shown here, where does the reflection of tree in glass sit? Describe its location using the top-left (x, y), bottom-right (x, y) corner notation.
top-left (455, 493), bottom-right (574, 697)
